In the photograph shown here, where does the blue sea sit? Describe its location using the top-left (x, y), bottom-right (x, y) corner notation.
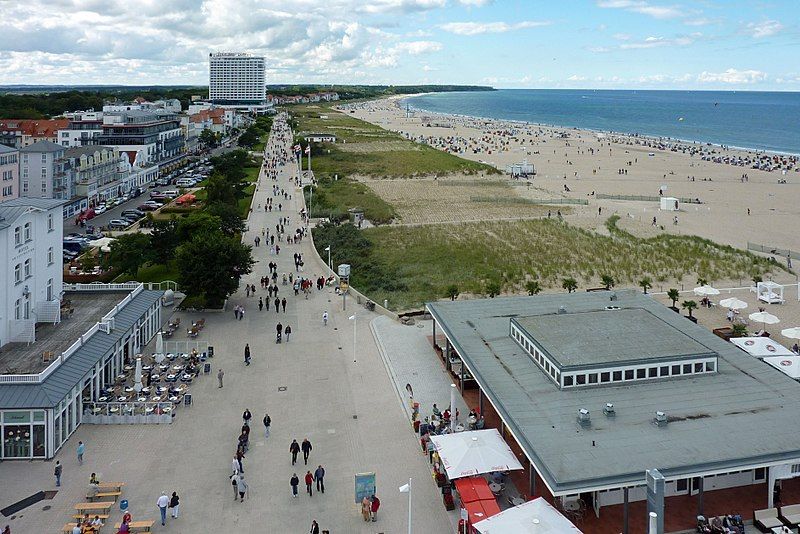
top-left (405, 89), bottom-right (800, 155)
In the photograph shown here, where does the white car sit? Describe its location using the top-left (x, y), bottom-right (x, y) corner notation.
top-left (94, 205), bottom-right (107, 214)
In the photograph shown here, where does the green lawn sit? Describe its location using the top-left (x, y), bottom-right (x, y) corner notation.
top-left (321, 218), bottom-right (783, 311)
top-left (114, 262), bottom-right (180, 284)
top-left (304, 176), bottom-right (396, 224)
top-left (293, 106), bottom-right (498, 178)
top-left (238, 182), bottom-right (256, 217)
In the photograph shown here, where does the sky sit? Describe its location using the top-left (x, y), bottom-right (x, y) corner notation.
top-left (0, 0), bottom-right (798, 90)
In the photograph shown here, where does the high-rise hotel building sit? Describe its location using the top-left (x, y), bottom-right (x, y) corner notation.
top-left (209, 52), bottom-right (266, 104)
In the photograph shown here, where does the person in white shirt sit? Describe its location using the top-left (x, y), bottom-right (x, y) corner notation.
top-left (156, 492), bottom-right (169, 526)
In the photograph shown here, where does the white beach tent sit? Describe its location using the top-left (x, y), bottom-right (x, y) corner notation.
top-left (730, 337), bottom-right (794, 358)
top-left (763, 355), bottom-right (800, 380)
top-left (757, 281), bottom-right (785, 304)
top-left (660, 197), bottom-right (679, 211)
top-left (429, 429), bottom-right (524, 480)
top-left (474, 497), bottom-right (583, 534)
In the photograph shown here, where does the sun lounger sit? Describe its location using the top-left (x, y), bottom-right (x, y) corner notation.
top-left (754, 507), bottom-right (783, 532)
top-left (780, 504), bottom-right (800, 528)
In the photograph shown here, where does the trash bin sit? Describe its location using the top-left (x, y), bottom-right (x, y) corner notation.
top-left (208, 346), bottom-right (214, 358)
top-left (120, 499), bottom-right (129, 511)
top-left (203, 363), bottom-right (211, 374)
top-left (184, 394), bottom-right (192, 406)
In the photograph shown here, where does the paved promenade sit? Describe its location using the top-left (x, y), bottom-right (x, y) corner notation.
top-left (0, 118), bottom-right (453, 533)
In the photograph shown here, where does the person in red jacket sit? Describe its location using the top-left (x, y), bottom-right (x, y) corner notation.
top-left (370, 495), bottom-right (380, 522)
top-left (305, 471), bottom-right (314, 496)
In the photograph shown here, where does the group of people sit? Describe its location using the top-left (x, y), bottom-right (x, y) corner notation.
top-left (696, 512), bottom-right (744, 533)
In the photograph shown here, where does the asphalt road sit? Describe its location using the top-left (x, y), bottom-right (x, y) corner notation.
top-left (62, 139), bottom-right (240, 236)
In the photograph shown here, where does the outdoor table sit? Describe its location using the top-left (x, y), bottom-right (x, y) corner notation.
top-left (91, 407), bottom-right (102, 414)
top-left (145, 406), bottom-right (155, 414)
top-left (510, 497), bottom-right (525, 507)
top-left (141, 387), bottom-right (151, 394)
top-left (157, 386), bottom-right (168, 393)
top-left (172, 365), bottom-right (183, 371)
top-left (124, 365), bottom-right (133, 371)
top-left (124, 387), bottom-right (134, 393)
top-left (167, 353), bottom-right (176, 361)
top-left (169, 395), bottom-right (179, 402)
top-left (489, 482), bottom-right (502, 494)
top-left (75, 502), bottom-right (115, 514)
top-left (150, 374), bottom-right (160, 381)
top-left (455, 424), bottom-right (465, 432)
top-left (162, 405), bottom-right (173, 413)
top-left (109, 406), bottom-right (120, 413)
top-left (117, 396), bottom-right (127, 402)
top-left (150, 396), bottom-right (162, 402)
top-left (159, 364), bottom-right (169, 372)
top-left (97, 396), bottom-right (108, 402)
top-left (142, 365), bottom-right (153, 371)
top-left (137, 396), bottom-right (147, 402)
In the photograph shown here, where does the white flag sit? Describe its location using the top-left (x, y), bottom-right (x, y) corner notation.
top-left (399, 483), bottom-right (410, 493)
top-left (349, 315), bottom-right (355, 321)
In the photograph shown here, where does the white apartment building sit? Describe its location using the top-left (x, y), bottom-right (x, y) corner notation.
top-left (65, 146), bottom-right (125, 206)
top-left (0, 198), bottom-right (64, 349)
top-left (209, 52), bottom-right (266, 104)
top-left (0, 145), bottom-right (19, 202)
top-left (57, 111), bottom-right (104, 148)
top-left (18, 141), bottom-right (73, 201)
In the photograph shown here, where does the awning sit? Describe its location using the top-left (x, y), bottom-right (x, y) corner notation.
top-left (731, 337), bottom-right (793, 358)
top-left (430, 429), bottom-right (524, 480)
top-left (763, 355), bottom-right (800, 379)
top-left (464, 498), bottom-right (501, 526)
top-left (454, 477), bottom-right (495, 504)
top-left (474, 497), bottom-right (583, 534)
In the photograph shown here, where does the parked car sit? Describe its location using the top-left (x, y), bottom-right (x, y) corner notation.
top-left (94, 205), bottom-right (107, 215)
top-left (121, 209), bottom-right (145, 218)
top-left (108, 219), bottom-right (130, 229)
top-left (138, 202), bottom-right (160, 211)
top-left (162, 190), bottom-right (179, 198)
top-left (63, 241), bottom-right (85, 254)
top-left (175, 178), bottom-right (196, 188)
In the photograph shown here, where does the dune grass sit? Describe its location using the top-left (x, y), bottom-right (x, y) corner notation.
top-left (292, 106), bottom-right (498, 178)
top-left (304, 176), bottom-right (396, 224)
top-left (329, 217), bottom-right (784, 311)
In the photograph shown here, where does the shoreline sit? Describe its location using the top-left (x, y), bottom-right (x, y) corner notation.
top-left (400, 93), bottom-right (800, 158)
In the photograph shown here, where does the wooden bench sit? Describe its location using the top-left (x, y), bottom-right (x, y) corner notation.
top-left (74, 502), bottom-right (115, 515)
top-left (62, 523), bottom-right (101, 533)
top-left (86, 491), bottom-right (121, 502)
top-left (72, 514), bottom-right (109, 521)
top-left (98, 482), bottom-right (125, 492)
top-left (113, 520), bottom-right (155, 532)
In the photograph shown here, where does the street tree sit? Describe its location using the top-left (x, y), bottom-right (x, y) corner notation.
top-left (108, 233), bottom-right (151, 276)
top-left (562, 277), bottom-right (578, 293)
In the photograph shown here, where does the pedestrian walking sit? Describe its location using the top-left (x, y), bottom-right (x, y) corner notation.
top-left (218, 368), bottom-right (224, 388)
top-left (239, 305), bottom-right (245, 320)
top-left (76, 441), bottom-right (85, 465)
top-left (243, 408), bottom-right (252, 425)
top-left (310, 520), bottom-right (320, 534)
top-left (230, 473), bottom-right (240, 499)
top-left (276, 322), bottom-right (283, 343)
top-left (301, 438), bottom-right (312, 465)
top-left (258, 297), bottom-right (263, 311)
top-left (305, 471), bottom-right (314, 496)
top-left (157, 492), bottom-right (169, 526)
top-left (232, 454), bottom-right (242, 474)
top-left (322, 312), bottom-right (328, 326)
top-left (236, 474), bottom-right (248, 502)
top-left (169, 492), bottom-right (179, 518)
top-left (361, 496), bottom-right (371, 521)
top-left (281, 298), bottom-right (287, 313)
top-left (244, 344), bottom-right (251, 366)
top-left (274, 297), bottom-right (280, 312)
top-left (314, 465), bottom-right (325, 493)
top-left (290, 439), bottom-right (300, 465)
top-left (290, 473), bottom-right (299, 498)
top-left (370, 495), bottom-right (381, 522)
top-left (54, 460), bottom-right (62, 487)
top-left (263, 413), bottom-right (271, 438)
top-left (285, 325), bottom-right (292, 342)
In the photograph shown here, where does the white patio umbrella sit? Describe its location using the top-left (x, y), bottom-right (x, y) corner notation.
top-left (719, 297), bottom-right (748, 310)
top-left (156, 331), bottom-right (164, 354)
top-left (133, 356), bottom-right (143, 393)
top-left (429, 429), bottom-right (524, 480)
top-left (781, 327), bottom-right (800, 340)
top-left (693, 285), bottom-right (720, 296)
top-left (749, 311), bottom-right (780, 332)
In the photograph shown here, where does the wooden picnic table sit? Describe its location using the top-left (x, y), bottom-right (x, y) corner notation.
top-left (98, 481), bottom-right (125, 492)
top-left (114, 520), bottom-right (155, 532)
top-left (74, 501), bottom-right (115, 514)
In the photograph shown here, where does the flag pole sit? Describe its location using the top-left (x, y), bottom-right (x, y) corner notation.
top-left (407, 477), bottom-right (412, 534)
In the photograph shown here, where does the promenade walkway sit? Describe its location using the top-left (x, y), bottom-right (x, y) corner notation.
top-left (0, 116), bottom-right (453, 533)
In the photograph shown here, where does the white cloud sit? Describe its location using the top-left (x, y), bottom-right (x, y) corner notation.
top-left (567, 74), bottom-right (587, 81)
top-left (744, 20), bottom-right (783, 39)
top-left (619, 33), bottom-right (701, 49)
top-left (697, 69), bottom-right (767, 84)
top-left (456, 0), bottom-right (493, 5)
top-left (439, 20), bottom-right (550, 35)
top-left (394, 40), bottom-right (443, 55)
top-left (596, 0), bottom-right (683, 20)
top-left (422, 64), bottom-right (438, 71)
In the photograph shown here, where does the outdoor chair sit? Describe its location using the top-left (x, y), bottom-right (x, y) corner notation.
top-left (753, 508), bottom-right (783, 532)
top-left (779, 504), bottom-right (800, 528)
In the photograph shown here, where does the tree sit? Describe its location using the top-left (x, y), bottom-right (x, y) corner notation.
top-left (752, 274), bottom-right (763, 285)
top-left (561, 277), bottom-right (577, 293)
top-left (204, 173), bottom-right (238, 207)
top-left (148, 218), bottom-right (180, 265)
top-left (682, 300), bottom-right (698, 318)
top-left (199, 128), bottom-right (218, 147)
top-left (600, 274), bottom-right (615, 290)
top-left (639, 277), bottom-right (652, 294)
top-left (205, 202), bottom-right (245, 236)
top-left (108, 233), bottom-right (151, 276)
top-left (176, 231), bottom-right (255, 307)
top-left (80, 252), bottom-right (97, 273)
top-left (485, 280), bottom-right (502, 298)
top-left (696, 277), bottom-right (708, 287)
top-left (237, 126), bottom-right (259, 148)
top-left (525, 280), bottom-right (541, 295)
top-left (176, 212), bottom-right (223, 243)
top-left (667, 288), bottom-right (680, 309)
top-left (445, 284), bottom-right (460, 301)
top-left (210, 150), bottom-right (249, 183)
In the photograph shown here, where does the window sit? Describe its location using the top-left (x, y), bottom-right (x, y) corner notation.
top-left (48, 214), bottom-right (53, 231)
top-left (694, 363), bottom-right (703, 373)
top-left (47, 246), bottom-right (54, 265)
top-left (564, 375), bottom-right (574, 387)
top-left (705, 361), bottom-right (715, 372)
top-left (625, 369), bottom-right (634, 380)
top-left (576, 374), bottom-right (586, 385)
top-left (41, 181), bottom-right (47, 194)
top-left (14, 226), bottom-right (21, 245)
top-left (588, 373), bottom-right (598, 384)
top-left (676, 479), bottom-right (689, 492)
top-left (15, 298), bottom-right (21, 320)
top-left (754, 468), bottom-right (767, 481)
top-left (24, 299), bottom-right (30, 319)
top-left (23, 222), bottom-right (31, 241)
top-left (648, 367), bottom-right (658, 378)
top-left (613, 370), bottom-right (622, 381)
top-left (41, 153), bottom-right (47, 163)
top-left (46, 278), bottom-right (53, 301)
top-left (636, 368), bottom-right (646, 379)
top-left (672, 364), bottom-right (681, 375)
top-left (24, 259), bottom-right (31, 278)
top-left (600, 372), bottom-right (611, 383)
top-left (22, 181), bottom-right (28, 193)
top-left (41, 167), bottom-right (46, 178)
top-left (660, 366), bottom-right (669, 376)
top-left (683, 364), bottom-right (692, 374)
top-left (14, 263), bottom-right (21, 283)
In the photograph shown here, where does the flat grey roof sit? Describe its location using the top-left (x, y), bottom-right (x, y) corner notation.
top-left (514, 308), bottom-right (715, 369)
top-left (427, 290), bottom-right (800, 494)
top-left (18, 140), bottom-right (63, 153)
top-left (0, 290), bottom-right (162, 409)
top-left (0, 293), bottom-right (122, 374)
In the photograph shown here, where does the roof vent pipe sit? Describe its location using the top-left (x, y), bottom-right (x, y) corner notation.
top-left (558, 306), bottom-right (567, 314)
top-left (654, 411), bottom-right (668, 426)
top-left (578, 408), bottom-right (591, 426)
top-left (603, 403), bottom-right (615, 416)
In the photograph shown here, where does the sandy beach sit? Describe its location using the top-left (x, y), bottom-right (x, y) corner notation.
top-left (338, 96), bottom-right (800, 266)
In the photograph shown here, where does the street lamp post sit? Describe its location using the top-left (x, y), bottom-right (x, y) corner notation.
top-left (324, 245), bottom-right (331, 270)
top-left (400, 478), bottom-right (412, 534)
top-left (349, 314), bottom-right (357, 363)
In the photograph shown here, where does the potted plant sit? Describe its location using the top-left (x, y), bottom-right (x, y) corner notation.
top-left (667, 288), bottom-right (680, 312)
top-left (682, 300), bottom-right (698, 323)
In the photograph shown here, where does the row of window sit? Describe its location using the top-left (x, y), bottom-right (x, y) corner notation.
top-left (562, 360), bottom-right (717, 387)
top-left (13, 216), bottom-right (54, 245)
top-left (511, 325), bottom-right (562, 385)
top-left (1, 185), bottom-right (12, 197)
top-left (0, 154), bottom-right (17, 165)
top-left (1, 170), bottom-right (14, 181)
